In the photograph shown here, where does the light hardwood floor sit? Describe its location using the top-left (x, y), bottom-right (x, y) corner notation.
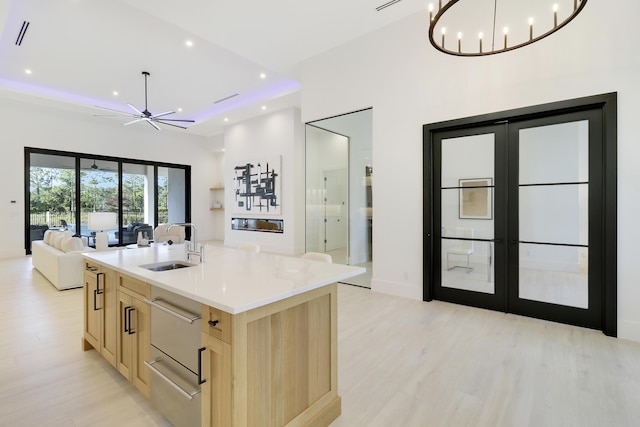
top-left (2, 256), bottom-right (640, 426)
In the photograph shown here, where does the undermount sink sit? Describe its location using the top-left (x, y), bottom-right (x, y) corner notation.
top-left (140, 261), bottom-right (197, 272)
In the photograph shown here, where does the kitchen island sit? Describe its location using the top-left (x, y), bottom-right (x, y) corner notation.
top-left (82, 244), bottom-right (365, 427)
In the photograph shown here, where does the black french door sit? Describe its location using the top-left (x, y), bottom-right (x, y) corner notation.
top-left (424, 94), bottom-right (617, 335)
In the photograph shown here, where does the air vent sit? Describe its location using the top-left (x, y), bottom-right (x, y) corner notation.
top-left (15, 21), bottom-right (30, 46)
top-left (213, 93), bottom-right (239, 104)
top-left (376, 0), bottom-right (403, 12)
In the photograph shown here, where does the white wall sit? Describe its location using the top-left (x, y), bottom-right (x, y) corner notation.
top-left (223, 107), bottom-right (305, 255)
top-left (300, 1), bottom-right (640, 341)
top-left (0, 93), bottom-right (216, 258)
top-left (210, 150), bottom-right (226, 241)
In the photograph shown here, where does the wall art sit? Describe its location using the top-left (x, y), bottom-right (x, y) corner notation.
top-left (459, 178), bottom-right (492, 220)
top-left (232, 157), bottom-right (281, 215)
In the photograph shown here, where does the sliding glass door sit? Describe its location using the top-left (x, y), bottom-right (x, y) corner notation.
top-left (25, 148), bottom-right (190, 253)
top-left (28, 153), bottom-right (77, 249)
top-left (80, 157), bottom-right (119, 246)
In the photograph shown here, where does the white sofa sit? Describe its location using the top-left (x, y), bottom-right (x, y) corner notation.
top-left (32, 230), bottom-right (95, 290)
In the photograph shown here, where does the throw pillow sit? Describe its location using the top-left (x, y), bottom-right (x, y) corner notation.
top-left (61, 236), bottom-right (84, 253)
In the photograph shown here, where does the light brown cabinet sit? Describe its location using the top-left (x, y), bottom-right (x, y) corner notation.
top-left (200, 283), bottom-right (340, 427)
top-left (83, 258), bottom-right (340, 426)
top-left (116, 274), bottom-right (151, 398)
top-left (82, 261), bottom-right (117, 367)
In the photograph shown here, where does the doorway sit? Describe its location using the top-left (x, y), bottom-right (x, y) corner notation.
top-left (305, 108), bottom-right (373, 287)
top-left (423, 94), bottom-right (617, 335)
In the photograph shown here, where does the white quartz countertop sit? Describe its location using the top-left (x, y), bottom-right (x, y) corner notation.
top-left (82, 244), bottom-right (365, 314)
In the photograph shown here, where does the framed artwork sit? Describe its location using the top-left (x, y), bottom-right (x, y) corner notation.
top-left (232, 156), bottom-right (281, 215)
top-left (459, 178), bottom-right (492, 220)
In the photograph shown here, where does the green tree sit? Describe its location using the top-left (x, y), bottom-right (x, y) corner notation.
top-left (123, 174), bottom-right (145, 224)
top-left (30, 167), bottom-right (57, 212)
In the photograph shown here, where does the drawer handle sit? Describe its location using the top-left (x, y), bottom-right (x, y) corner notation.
top-left (145, 359), bottom-right (201, 401)
top-left (208, 320), bottom-right (219, 327)
top-left (144, 297), bottom-right (201, 324)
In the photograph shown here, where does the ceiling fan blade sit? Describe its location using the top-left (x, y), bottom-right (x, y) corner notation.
top-left (155, 118), bottom-right (196, 123)
top-left (127, 103), bottom-right (145, 116)
top-left (150, 111), bottom-right (175, 119)
top-left (146, 119), bottom-right (161, 130)
top-left (97, 73), bottom-right (194, 131)
top-left (94, 114), bottom-right (136, 119)
top-left (123, 118), bottom-right (144, 126)
top-left (154, 120), bottom-right (189, 130)
top-left (95, 105), bottom-right (137, 116)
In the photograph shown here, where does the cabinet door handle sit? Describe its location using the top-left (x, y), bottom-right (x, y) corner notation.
top-left (93, 289), bottom-right (100, 311)
top-left (127, 307), bottom-right (136, 335)
top-left (123, 306), bottom-right (131, 333)
top-left (197, 347), bottom-right (206, 385)
top-left (96, 272), bottom-right (104, 295)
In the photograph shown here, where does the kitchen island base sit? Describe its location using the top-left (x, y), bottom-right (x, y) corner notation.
top-left (82, 245), bottom-right (364, 426)
top-left (83, 263), bottom-right (342, 426)
top-left (201, 283), bottom-right (340, 427)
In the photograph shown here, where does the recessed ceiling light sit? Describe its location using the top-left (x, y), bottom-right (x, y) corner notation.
top-left (177, 107), bottom-right (183, 112)
top-left (25, 69), bottom-right (32, 74)
top-left (224, 118), bottom-right (229, 122)
top-left (261, 105), bottom-right (266, 110)
top-left (185, 40), bottom-right (193, 47)
top-left (260, 73), bottom-right (266, 79)
top-left (112, 91), bottom-right (119, 96)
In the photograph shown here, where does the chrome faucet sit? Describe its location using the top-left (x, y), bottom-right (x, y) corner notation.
top-left (168, 223), bottom-right (204, 263)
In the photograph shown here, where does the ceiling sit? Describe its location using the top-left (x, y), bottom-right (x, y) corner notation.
top-left (0, 0), bottom-right (428, 137)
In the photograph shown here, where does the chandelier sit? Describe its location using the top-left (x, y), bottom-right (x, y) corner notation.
top-left (428, 0), bottom-right (588, 57)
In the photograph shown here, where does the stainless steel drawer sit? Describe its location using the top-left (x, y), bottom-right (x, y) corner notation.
top-left (147, 347), bottom-right (201, 427)
top-left (147, 287), bottom-right (202, 373)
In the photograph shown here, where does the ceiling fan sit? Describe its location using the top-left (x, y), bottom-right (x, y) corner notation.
top-left (95, 71), bottom-right (195, 130)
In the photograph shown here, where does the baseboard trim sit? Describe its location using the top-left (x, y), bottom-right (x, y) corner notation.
top-left (617, 320), bottom-right (640, 343)
top-left (370, 279), bottom-right (422, 300)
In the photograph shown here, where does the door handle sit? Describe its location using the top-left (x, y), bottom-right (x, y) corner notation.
top-left (123, 306), bottom-right (132, 333)
top-left (96, 272), bottom-right (104, 295)
top-left (93, 289), bottom-right (99, 311)
top-left (127, 307), bottom-right (135, 335)
top-left (197, 347), bottom-right (206, 385)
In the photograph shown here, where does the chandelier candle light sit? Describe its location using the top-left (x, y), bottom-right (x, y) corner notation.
top-left (427, 0), bottom-right (588, 57)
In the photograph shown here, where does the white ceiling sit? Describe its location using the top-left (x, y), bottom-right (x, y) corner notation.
top-left (0, 0), bottom-right (429, 137)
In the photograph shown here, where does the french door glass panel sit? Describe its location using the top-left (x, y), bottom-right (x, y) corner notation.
top-left (441, 133), bottom-right (495, 294)
top-left (517, 120), bottom-right (589, 308)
